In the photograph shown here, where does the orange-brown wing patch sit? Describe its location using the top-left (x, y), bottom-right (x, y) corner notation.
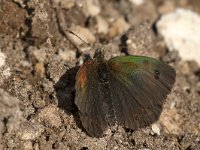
top-left (76, 60), bottom-right (93, 90)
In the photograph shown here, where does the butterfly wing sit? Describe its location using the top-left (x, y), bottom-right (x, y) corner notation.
top-left (107, 56), bottom-right (176, 130)
top-left (75, 60), bottom-right (107, 137)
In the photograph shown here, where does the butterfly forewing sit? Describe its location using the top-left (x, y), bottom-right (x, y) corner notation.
top-left (107, 56), bottom-right (176, 129)
top-left (75, 60), bottom-right (108, 137)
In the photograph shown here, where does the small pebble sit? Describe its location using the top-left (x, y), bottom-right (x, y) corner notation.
top-left (2, 67), bottom-right (11, 78)
top-left (163, 51), bottom-right (179, 62)
top-left (46, 59), bottom-right (67, 83)
top-left (108, 17), bottom-right (130, 38)
top-left (151, 123), bottom-right (161, 135)
top-left (32, 96), bottom-right (46, 109)
top-left (0, 89), bottom-right (22, 133)
top-left (58, 49), bottom-right (76, 62)
top-left (86, 0), bottom-right (101, 16)
top-left (0, 51), bottom-right (6, 68)
top-left (129, 0), bottom-right (145, 6)
top-left (60, 0), bottom-right (74, 9)
top-left (67, 26), bottom-right (95, 47)
top-left (23, 141), bottom-right (33, 150)
top-left (37, 104), bottom-right (62, 128)
top-left (52, 0), bottom-right (75, 9)
top-left (18, 122), bottom-right (44, 141)
top-left (32, 47), bottom-right (47, 62)
top-left (180, 62), bottom-right (190, 75)
top-left (95, 16), bottom-right (109, 34)
top-left (34, 62), bottom-right (45, 77)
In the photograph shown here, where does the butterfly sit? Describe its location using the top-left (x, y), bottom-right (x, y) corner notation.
top-left (75, 49), bottom-right (176, 137)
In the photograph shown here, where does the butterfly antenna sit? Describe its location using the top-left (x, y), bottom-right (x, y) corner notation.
top-left (65, 29), bottom-right (90, 46)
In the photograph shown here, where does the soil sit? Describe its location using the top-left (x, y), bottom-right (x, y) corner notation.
top-left (0, 0), bottom-right (200, 150)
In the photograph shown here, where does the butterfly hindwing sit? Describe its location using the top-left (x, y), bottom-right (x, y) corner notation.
top-left (75, 60), bottom-right (108, 137)
top-left (107, 55), bottom-right (176, 129)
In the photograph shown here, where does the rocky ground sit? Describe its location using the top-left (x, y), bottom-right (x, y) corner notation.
top-left (0, 0), bottom-right (200, 149)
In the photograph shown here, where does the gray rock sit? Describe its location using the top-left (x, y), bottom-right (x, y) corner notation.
top-left (0, 89), bottom-right (23, 139)
top-left (157, 8), bottom-right (200, 65)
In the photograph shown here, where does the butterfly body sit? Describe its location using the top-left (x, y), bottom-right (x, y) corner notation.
top-left (89, 58), bottom-right (116, 126)
top-left (75, 50), bottom-right (176, 137)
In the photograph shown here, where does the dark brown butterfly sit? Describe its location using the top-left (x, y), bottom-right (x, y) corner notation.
top-left (75, 49), bottom-right (176, 137)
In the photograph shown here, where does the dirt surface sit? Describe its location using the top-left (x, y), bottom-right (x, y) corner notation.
top-left (0, 0), bottom-right (200, 149)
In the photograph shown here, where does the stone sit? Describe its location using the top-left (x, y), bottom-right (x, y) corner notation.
top-left (108, 17), bottom-right (130, 38)
top-left (67, 26), bottom-right (95, 47)
top-left (87, 0), bottom-right (101, 16)
top-left (37, 104), bottom-right (62, 128)
top-left (58, 49), bottom-right (76, 62)
top-left (157, 8), bottom-right (200, 65)
top-left (17, 122), bottom-right (44, 141)
top-left (95, 16), bottom-right (109, 34)
top-left (129, 0), bottom-right (145, 6)
top-left (0, 51), bottom-right (6, 68)
top-left (0, 89), bottom-right (23, 138)
top-left (151, 123), bottom-right (161, 135)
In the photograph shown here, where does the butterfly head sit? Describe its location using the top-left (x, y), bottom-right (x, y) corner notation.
top-left (93, 48), bottom-right (105, 62)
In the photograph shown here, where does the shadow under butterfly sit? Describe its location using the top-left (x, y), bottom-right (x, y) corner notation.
top-left (75, 49), bottom-right (176, 137)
